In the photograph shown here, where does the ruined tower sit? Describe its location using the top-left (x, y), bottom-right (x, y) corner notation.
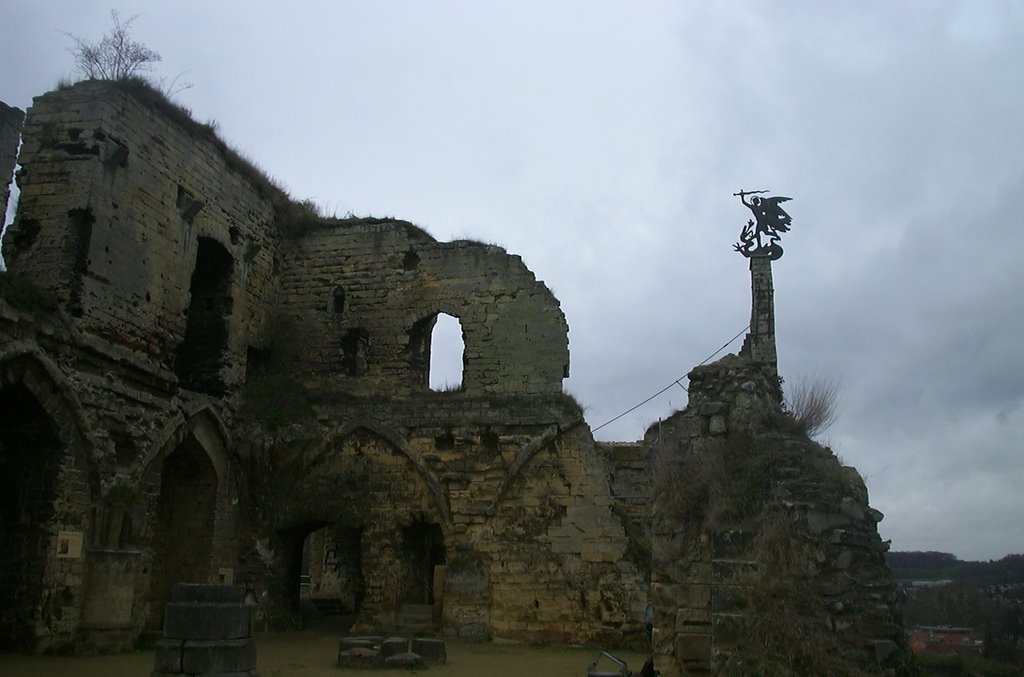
top-left (645, 195), bottom-right (912, 675)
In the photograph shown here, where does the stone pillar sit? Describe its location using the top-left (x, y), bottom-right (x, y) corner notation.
top-left (0, 101), bottom-right (23, 227)
top-left (738, 256), bottom-right (777, 379)
top-left (153, 583), bottom-right (257, 677)
top-left (80, 548), bottom-right (143, 652)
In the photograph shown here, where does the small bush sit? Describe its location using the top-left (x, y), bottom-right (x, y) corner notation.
top-left (785, 376), bottom-right (841, 438)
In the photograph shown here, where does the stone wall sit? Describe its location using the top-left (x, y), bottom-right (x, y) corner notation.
top-left (233, 394), bottom-right (649, 646)
top-left (276, 226), bottom-right (569, 396)
top-left (0, 101), bottom-right (22, 228)
top-left (3, 82), bottom-right (279, 389)
top-left (0, 80), bottom-right (648, 652)
top-left (649, 355), bottom-right (912, 675)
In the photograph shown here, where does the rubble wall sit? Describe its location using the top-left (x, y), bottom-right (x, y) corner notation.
top-left (649, 355), bottom-right (912, 675)
top-left (277, 226), bottom-right (570, 395)
top-left (0, 80), bottom-right (647, 651)
top-left (2, 81), bottom-right (279, 387)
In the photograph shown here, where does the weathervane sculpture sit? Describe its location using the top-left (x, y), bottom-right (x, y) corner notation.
top-left (733, 189), bottom-right (793, 260)
top-left (734, 190), bottom-right (793, 389)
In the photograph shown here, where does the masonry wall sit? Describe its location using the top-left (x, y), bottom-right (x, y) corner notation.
top-left (0, 80), bottom-right (649, 652)
top-left (0, 101), bottom-right (22, 229)
top-left (649, 354), bottom-right (912, 675)
top-left (276, 226), bottom-right (570, 396)
top-left (234, 392), bottom-right (650, 646)
top-left (2, 82), bottom-right (279, 388)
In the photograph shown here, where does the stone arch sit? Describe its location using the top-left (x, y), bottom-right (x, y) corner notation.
top-left (138, 404), bottom-right (233, 490)
top-left (407, 304), bottom-right (470, 392)
top-left (428, 312), bottom-right (464, 391)
top-left (138, 406), bottom-right (236, 632)
top-left (264, 424), bottom-right (453, 632)
top-left (332, 422), bottom-right (452, 531)
top-left (0, 343), bottom-right (100, 495)
top-left (0, 346), bottom-right (98, 650)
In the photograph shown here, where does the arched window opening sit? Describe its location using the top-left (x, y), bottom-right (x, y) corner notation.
top-left (175, 237), bottom-right (233, 395)
top-left (332, 286), bottom-right (346, 315)
top-left (429, 313), bottom-right (463, 391)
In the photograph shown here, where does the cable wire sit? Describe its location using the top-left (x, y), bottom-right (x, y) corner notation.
top-left (591, 324), bottom-right (750, 433)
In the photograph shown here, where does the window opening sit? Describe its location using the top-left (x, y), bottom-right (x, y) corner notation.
top-left (175, 238), bottom-right (233, 395)
top-left (428, 313), bottom-right (463, 391)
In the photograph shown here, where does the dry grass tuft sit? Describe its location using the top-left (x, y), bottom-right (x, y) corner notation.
top-left (784, 376), bottom-right (841, 439)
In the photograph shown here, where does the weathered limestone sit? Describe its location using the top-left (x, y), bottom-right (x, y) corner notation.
top-left (649, 356), bottom-right (912, 675)
top-left (153, 583), bottom-right (256, 677)
top-left (0, 80), bottom-right (648, 652)
top-left (0, 79), bottom-right (909, 673)
top-left (0, 101), bottom-right (22, 226)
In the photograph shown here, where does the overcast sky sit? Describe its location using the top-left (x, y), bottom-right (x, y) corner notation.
top-left (2, 1), bottom-right (1022, 561)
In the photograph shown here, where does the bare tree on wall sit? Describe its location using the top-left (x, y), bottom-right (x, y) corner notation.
top-left (64, 11), bottom-right (161, 80)
top-left (62, 11), bottom-right (190, 95)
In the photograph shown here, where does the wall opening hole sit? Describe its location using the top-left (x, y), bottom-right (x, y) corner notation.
top-left (0, 382), bottom-right (63, 650)
top-left (295, 524), bottom-right (363, 632)
top-left (340, 328), bottom-right (369, 377)
top-left (429, 313), bottom-right (463, 392)
top-left (175, 237), bottom-right (233, 395)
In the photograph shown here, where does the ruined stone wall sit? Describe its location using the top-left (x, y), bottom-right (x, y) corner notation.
top-left (3, 82), bottom-right (279, 388)
top-left (236, 392), bottom-right (650, 646)
top-left (649, 355), bottom-right (912, 675)
top-left (0, 81), bottom-right (650, 651)
top-left (0, 81), bottom-right (274, 650)
top-left (275, 227), bottom-right (569, 395)
top-left (0, 101), bottom-right (23, 229)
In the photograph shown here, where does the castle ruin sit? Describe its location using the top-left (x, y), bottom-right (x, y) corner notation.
top-left (0, 80), bottom-right (909, 674)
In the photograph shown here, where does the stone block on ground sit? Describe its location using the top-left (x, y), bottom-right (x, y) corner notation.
top-left (153, 638), bottom-right (184, 673)
top-left (412, 637), bottom-right (447, 663)
top-left (380, 636), bottom-right (408, 658)
top-left (384, 651), bottom-right (424, 669)
top-left (181, 638), bottom-right (257, 673)
top-left (163, 602), bottom-right (254, 640)
top-left (171, 583), bottom-right (247, 604)
top-left (337, 646), bottom-right (379, 669)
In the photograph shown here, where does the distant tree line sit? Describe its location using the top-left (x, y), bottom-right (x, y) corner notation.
top-left (888, 552), bottom-right (1024, 586)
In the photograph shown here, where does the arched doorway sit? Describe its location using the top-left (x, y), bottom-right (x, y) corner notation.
top-left (289, 523), bottom-right (365, 631)
top-left (145, 434), bottom-right (218, 631)
top-left (400, 517), bottom-right (445, 605)
top-left (0, 382), bottom-right (65, 649)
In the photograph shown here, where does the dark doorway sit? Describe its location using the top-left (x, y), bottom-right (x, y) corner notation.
top-left (146, 436), bottom-right (217, 631)
top-left (0, 384), bottom-right (64, 650)
top-left (290, 524), bottom-right (363, 632)
top-left (400, 518), bottom-right (445, 605)
top-left (175, 237), bottom-right (233, 395)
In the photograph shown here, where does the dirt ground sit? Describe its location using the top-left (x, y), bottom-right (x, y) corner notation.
top-left (0, 632), bottom-right (651, 677)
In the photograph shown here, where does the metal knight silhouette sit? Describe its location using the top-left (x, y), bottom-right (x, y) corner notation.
top-left (733, 190), bottom-right (792, 260)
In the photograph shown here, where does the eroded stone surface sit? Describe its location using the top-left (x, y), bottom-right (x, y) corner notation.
top-left (0, 80), bottom-right (648, 652)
